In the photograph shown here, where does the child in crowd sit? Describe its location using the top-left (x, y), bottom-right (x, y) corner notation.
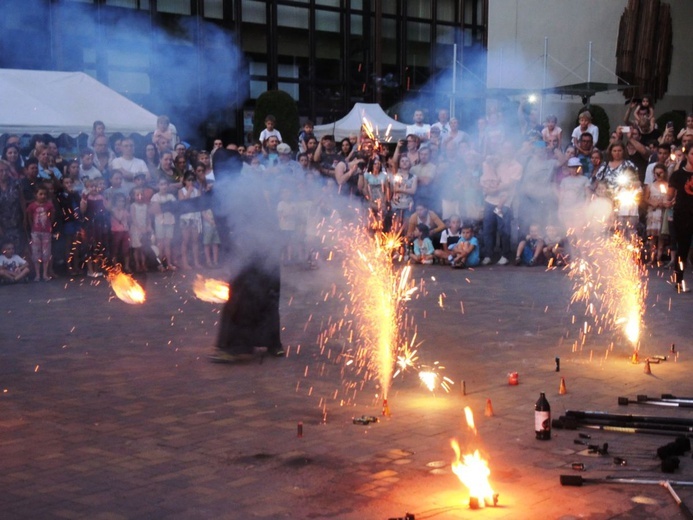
top-left (542, 224), bottom-right (568, 267)
top-left (515, 224), bottom-right (544, 266)
top-left (64, 159), bottom-right (85, 194)
top-left (449, 222), bottom-right (480, 268)
top-left (178, 173), bottom-right (203, 269)
top-left (360, 158), bottom-right (389, 231)
top-left (26, 185), bottom-right (55, 281)
top-left (202, 208), bottom-right (220, 268)
top-left (80, 178), bottom-right (111, 277)
top-left (0, 241), bottom-right (30, 283)
top-left (259, 115), bottom-right (282, 143)
top-left (541, 115), bottom-right (562, 148)
top-left (110, 193), bottom-right (132, 273)
top-left (644, 163), bottom-right (669, 265)
top-left (150, 179), bottom-right (177, 270)
top-left (57, 176), bottom-right (83, 275)
top-left (434, 214), bottom-right (463, 265)
top-left (298, 120), bottom-right (315, 154)
top-left (153, 115), bottom-right (174, 148)
top-left (277, 186), bottom-right (298, 264)
top-left (130, 173), bottom-right (154, 203)
top-left (410, 224), bottom-right (435, 265)
top-left (130, 188), bottom-right (151, 272)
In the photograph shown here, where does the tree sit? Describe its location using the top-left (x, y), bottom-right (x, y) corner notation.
top-left (253, 90), bottom-right (300, 151)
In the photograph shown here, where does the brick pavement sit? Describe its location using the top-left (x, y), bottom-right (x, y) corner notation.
top-left (0, 261), bottom-right (691, 519)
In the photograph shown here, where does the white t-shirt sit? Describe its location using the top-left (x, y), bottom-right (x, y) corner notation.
top-left (110, 156), bottom-right (149, 192)
top-left (259, 129), bottom-right (283, 143)
top-left (0, 254), bottom-right (27, 271)
top-left (407, 124), bottom-right (431, 141)
top-left (571, 124), bottom-right (599, 146)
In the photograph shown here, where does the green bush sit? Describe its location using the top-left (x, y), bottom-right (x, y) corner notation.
top-left (253, 90), bottom-right (300, 151)
top-left (575, 104), bottom-right (610, 150)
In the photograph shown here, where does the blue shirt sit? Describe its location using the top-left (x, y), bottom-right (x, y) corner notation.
top-left (456, 236), bottom-right (480, 266)
top-left (38, 164), bottom-right (62, 180)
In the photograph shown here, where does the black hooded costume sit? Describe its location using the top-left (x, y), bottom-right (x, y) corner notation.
top-left (161, 149), bottom-right (283, 357)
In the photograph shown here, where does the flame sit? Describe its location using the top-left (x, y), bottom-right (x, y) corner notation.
top-left (464, 406), bottom-right (476, 435)
top-left (419, 370), bottom-right (437, 391)
top-left (193, 275), bottom-right (230, 303)
top-left (108, 271), bottom-right (146, 304)
top-left (659, 183), bottom-right (667, 194)
top-left (450, 441), bottom-right (495, 507)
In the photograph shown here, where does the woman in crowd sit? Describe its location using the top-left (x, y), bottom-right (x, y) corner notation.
top-left (143, 143), bottom-right (160, 181)
top-left (2, 144), bottom-right (23, 179)
top-left (0, 159), bottom-right (26, 255)
top-left (594, 142), bottom-right (636, 193)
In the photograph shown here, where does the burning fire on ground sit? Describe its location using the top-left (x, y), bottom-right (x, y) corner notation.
top-left (450, 407), bottom-right (498, 509)
top-left (108, 271), bottom-right (146, 304)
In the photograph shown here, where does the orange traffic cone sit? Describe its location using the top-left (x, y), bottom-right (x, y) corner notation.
top-left (485, 398), bottom-right (494, 417)
top-left (631, 351), bottom-right (639, 364)
top-left (559, 377), bottom-right (567, 395)
top-left (643, 359), bottom-right (652, 375)
top-left (382, 398), bottom-right (391, 416)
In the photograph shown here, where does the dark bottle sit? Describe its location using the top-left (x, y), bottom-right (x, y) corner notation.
top-left (535, 392), bottom-right (551, 440)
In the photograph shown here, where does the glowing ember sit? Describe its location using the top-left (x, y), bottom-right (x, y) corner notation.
top-left (464, 406), bottom-right (476, 435)
top-left (108, 271), bottom-right (146, 304)
top-left (193, 275), bottom-right (230, 303)
top-left (419, 370), bottom-right (437, 391)
top-left (417, 362), bottom-right (453, 393)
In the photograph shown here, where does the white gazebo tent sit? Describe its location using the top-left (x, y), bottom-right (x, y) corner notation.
top-left (313, 102), bottom-right (407, 143)
top-left (0, 69), bottom-right (173, 138)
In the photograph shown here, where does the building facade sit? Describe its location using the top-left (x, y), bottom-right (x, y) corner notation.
top-left (0, 0), bottom-right (488, 145)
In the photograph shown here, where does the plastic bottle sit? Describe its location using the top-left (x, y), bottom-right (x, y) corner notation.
top-left (535, 392), bottom-right (551, 440)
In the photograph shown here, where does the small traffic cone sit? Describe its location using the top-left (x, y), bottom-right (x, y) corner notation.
top-left (559, 377), bottom-right (567, 395)
top-left (631, 351), bottom-right (639, 364)
top-left (643, 359), bottom-right (652, 375)
top-left (382, 398), bottom-right (391, 417)
top-left (484, 398), bottom-right (494, 417)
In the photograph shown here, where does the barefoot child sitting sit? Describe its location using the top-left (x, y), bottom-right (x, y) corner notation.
top-left (450, 222), bottom-right (480, 268)
top-left (410, 224), bottom-right (435, 265)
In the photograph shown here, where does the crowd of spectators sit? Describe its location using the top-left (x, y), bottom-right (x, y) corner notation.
top-left (1, 99), bottom-right (693, 292)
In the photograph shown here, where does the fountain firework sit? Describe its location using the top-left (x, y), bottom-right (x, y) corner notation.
top-left (338, 224), bottom-right (417, 401)
top-left (569, 230), bottom-right (647, 353)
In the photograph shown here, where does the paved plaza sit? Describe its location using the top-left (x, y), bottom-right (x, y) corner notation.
top-left (0, 258), bottom-right (692, 519)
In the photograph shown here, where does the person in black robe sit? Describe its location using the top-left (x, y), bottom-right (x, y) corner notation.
top-left (159, 148), bottom-right (284, 361)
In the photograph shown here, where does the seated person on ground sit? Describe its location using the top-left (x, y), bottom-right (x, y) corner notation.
top-left (0, 241), bottom-right (30, 283)
top-left (449, 222), bottom-right (480, 268)
top-left (515, 224), bottom-right (544, 266)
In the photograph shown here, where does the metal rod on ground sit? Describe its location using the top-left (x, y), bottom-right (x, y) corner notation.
top-left (619, 397), bottom-right (693, 409)
top-left (662, 481), bottom-right (693, 520)
top-left (582, 424), bottom-right (693, 438)
top-left (663, 394), bottom-right (693, 402)
top-left (565, 410), bottom-right (693, 428)
top-left (636, 395), bottom-right (693, 405)
top-left (565, 416), bottom-right (693, 434)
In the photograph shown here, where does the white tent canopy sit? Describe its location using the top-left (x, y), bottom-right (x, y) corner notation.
top-left (0, 69), bottom-right (172, 138)
top-left (313, 102), bottom-right (407, 142)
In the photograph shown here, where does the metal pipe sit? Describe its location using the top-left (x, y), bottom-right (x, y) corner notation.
top-left (565, 410), bottom-right (693, 427)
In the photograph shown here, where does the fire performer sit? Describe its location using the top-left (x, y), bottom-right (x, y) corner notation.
top-left (155, 148), bottom-right (285, 361)
top-left (667, 146), bottom-right (693, 293)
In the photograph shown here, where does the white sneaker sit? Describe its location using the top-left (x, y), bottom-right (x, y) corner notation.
top-left (497, 256), bottom-right (509, 265)
top-left (482, 257), bottom-right (492, 266)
